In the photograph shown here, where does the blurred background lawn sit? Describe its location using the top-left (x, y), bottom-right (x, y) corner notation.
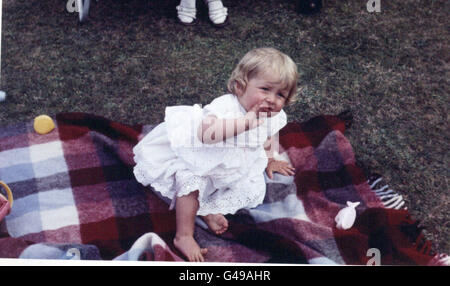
top-left (1, 0), bottom-right (448, 253)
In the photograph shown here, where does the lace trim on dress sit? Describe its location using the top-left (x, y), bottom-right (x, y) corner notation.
top-left (135, 156), bottom-right (267, 216)
top-left (133, 163), bottom-right (153, 187)
top-left (196, 175), bottom-right (266, 216)
top-left (169, 172), bottom-right (209, 210)
top-left (196, 186), bottom-right (265, 216)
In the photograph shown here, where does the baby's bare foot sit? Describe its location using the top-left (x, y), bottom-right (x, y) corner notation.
top-left (202, 214), bottom-right (229, 235)
top-left (174, 235), bottom-right (207, 262)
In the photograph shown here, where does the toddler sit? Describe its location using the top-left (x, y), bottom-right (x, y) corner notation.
top-left (133, 48), bottom-right (298, 262)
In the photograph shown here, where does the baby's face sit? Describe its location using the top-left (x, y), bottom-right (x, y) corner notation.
top-left (237, 73), bottom-right (288, 117)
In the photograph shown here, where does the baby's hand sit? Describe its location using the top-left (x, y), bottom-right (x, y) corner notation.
top-left (265, 159), bottom-right (295, 179)
top-left (244, 101), bottom-right (265, 130)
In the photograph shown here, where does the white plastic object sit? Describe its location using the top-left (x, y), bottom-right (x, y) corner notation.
top-left (0, 91), bottom-right (6, 102)
top-left (335, 201), bottom-right (360, 230)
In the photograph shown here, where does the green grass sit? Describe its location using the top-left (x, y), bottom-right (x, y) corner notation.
top-left (1, 0), bottom-right (449, 253)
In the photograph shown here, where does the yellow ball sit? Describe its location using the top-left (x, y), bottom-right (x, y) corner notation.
top-left (34, 115), bottom-right (55, 135)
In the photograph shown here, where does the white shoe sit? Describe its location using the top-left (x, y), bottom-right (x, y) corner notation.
top-left (176, 4), bottom-right (197, 25)
top-left (205, 0), bottom-right (228, 27)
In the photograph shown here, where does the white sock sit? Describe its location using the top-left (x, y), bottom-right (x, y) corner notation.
top-left (177, 0), bottom-right (196, 23)
top-left (180, 0), bottom-right (196, 8)
top-left (205, 0), bottom-right (226, 24)
top-left (206, 0), bottom-right (224, 11)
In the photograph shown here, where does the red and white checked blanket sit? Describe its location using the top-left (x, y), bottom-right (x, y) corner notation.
top-left (0, 112), bottom-right (441, 264)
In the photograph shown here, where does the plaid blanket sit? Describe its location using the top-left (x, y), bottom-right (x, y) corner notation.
top-left (0, 112), bottom-right (441, 264)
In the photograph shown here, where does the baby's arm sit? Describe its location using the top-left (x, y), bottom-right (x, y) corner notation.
top-left (197, 102), bottom-right (264, 144)
top-left (264, 135), bottom-right (295, 179)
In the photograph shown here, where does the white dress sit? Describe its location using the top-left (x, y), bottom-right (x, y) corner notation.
top-left (133, 94), bottom-right (287, 216)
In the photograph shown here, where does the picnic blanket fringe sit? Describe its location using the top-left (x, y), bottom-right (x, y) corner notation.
top-left (339, 112), bottom-right (443, 264)
top-left (365, 175), bottom-right (448, 263)
top-left (0, 111), bottom-right (446, 265)
top-left (339, 110), bottom-right (441, 262)
top-left (367, 174), bottom-right (407, 210)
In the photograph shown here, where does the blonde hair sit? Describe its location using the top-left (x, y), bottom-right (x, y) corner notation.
top-left (227, 48), bottom-right (299, 104)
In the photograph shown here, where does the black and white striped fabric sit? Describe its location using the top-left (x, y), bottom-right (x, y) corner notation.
top-left (367, 174), bottom-right (407, 210)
